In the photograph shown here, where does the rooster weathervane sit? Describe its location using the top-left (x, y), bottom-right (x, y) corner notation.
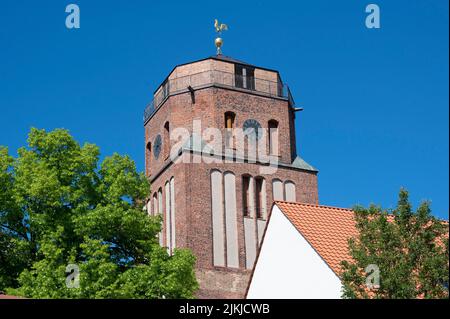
top-left (214, 19), bottom-right (228, 55)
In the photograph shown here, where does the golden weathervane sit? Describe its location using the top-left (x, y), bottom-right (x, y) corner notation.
top-left (214, 19), bottom-right (228, 55)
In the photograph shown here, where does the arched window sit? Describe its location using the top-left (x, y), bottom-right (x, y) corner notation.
top-left (153, 193), bottom-right (158, 215)
top-left (157, 188), bottom-right (163, 217)
top-left (223, 171), bottom-right (239, 268)
top-left (242, 175), bottom-right (252, 217)
top-left (272, 179), bottom-right (283, 201)
top-left (268, 120), bottom-right (279, 155)
top-left (169, 177), bottom-right (176, 251)
top-left (164, 121), bottom-right (170, 159)
top-left (211, 169), bottom-right (225, 267)
top-left (285, 181), bottom-right (296, 202)
top-left (146, 142), bottom-right (152, 168)
top-left (157, 188), bottom-right (163, 246)
top-left (224, 112), bottom-right (235, 147)
top-left (165, 181), bottom-right (172, 254)
top-left (145, 199), bottom-right (151, 216)
top-left (254, 177), bottom-right (265, 219)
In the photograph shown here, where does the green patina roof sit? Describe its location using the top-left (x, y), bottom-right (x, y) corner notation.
top-left (181, 134), bottom-right (318, 172)
top-left (181, 134), bottom-right (213, 154)
top-left (291, 156), bottom-right (318, 172)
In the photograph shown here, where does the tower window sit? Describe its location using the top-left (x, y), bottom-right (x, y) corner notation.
top-left (164, 121), bottom-right (170, 159)
top-left (146, 141), bottom-right (152, 164)
top-left (235, 64), bottom-right (255, 90)
top-left (161, 79), bottom-right (170, 99)
top-left (153, 193), bottom-right (158, 215)
top-left (225, 112), bottom-right (235, 129)
top-left (255, 177), bottom-right (264, 219)
top-left (242, 175), bottom-right (251, 217)
top-left (268, 120), bottom-right (279, 155)
top-left (224, 112), bottom-right (235, 147)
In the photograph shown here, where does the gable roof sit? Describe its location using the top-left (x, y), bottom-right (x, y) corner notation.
top-left (275, 201), bottom-right (358, 276)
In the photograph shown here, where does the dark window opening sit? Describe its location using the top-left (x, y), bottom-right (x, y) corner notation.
top-left (268, 120), bottom-right (279, 155)
top-left (225, 112), bottom-right (236, 147)
top-left (161, 79), bottom-right (170, 99)
top-left (164, 122), bottom-right (170, 159)
top-left (277, 74), bottom-right (283, 97)
top-left (235, 64), bottom-right (255, 90)
top-left (242, 176), bottom-right (251, 217)
top-left (255, 177), bottom-right (264, 219)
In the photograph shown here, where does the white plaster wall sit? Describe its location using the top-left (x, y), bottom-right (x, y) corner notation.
top-left (247, 205), bottom-right (343, 299)
top-left (257, 219), bottom-right (266, 245)
top-left (145, 200), bottom-right (151, 216)
top-left (165, 182), bottom-right (171, 254)
top-left (248, 177), bottom-right (255, 218)
top-left (272, 179), bottom-right (284, 201)
top-left (244, 218), bottom-right (257, 269)
top-left (285, 181), bottom-right (296, 202)
top-left (170, 177), bottom-right (176, 250)
top-left (153, 196), bottom-right (158, 215)
top-left (211, 170), bottom-right (225, 267)
top-left (158, 190), bottom-right (163, 246)
top-left (224, 172), bottom-right (239, 268)
top-left (261, 179), bottom-right (267, 219)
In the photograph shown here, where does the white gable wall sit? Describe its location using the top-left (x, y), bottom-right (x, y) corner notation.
top-left (247, 205), bottom-right (343, 299)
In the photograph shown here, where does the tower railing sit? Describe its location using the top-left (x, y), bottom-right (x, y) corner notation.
top-left (144, 70), bottom-right (294, 123)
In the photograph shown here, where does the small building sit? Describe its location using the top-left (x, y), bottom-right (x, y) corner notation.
top-left (246, 201), bottom-right (358, 299)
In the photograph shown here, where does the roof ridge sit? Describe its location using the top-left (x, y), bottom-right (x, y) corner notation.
top-left (275, 201), bottom-right (354, 212)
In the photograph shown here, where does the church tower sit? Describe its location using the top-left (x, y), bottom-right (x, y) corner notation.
top-left (143, 35), bottom-right (318, 298)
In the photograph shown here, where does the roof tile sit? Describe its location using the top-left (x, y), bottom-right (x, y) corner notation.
top-left (275, 201), bottom-right (359, 276)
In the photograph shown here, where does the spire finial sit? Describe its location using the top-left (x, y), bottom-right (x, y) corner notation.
top-left (214, 19), bottom-right (228, 55)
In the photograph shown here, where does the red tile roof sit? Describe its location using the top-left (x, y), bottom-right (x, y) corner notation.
top-left (275, 201), bottom-right (359, 276)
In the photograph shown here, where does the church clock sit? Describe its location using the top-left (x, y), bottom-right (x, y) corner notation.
top-left (243, 119), bottom-right (262, 140)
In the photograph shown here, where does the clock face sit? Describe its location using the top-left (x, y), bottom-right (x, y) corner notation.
top-left (243, 119), bottom-right (262, 140)
top-left (153, 134), bottom-right (162, 159)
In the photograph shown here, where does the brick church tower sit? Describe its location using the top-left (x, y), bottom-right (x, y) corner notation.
top-left (143, 53), bottom-right (319, 298)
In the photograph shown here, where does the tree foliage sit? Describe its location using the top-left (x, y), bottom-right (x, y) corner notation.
top-left (0, 128), bottom-right (198, 298)
top-left (341, 189), bottom-right (449, 299)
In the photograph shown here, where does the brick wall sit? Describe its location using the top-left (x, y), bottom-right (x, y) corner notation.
top-left (144, 58), bottom-right (318, 299)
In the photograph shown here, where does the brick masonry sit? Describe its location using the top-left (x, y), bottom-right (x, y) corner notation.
top-left (144, 58), bottom-right (319, 298)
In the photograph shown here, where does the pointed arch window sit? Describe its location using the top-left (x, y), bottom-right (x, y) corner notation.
top-left (268, 120), bottom-right (279, 156)
top-left (164, 121), bottom-right (170, 159)
top-left (242, 175), bottom-right (251, 217)
top-left (254, 177), bottom-right (265, 219)
top-left (224, 112), bottom-right (236, 147)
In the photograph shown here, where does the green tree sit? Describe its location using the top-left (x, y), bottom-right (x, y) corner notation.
top-left (341, 189), bottom-right (449, 299)
top-left (0, 128), bottom-right (198, 298)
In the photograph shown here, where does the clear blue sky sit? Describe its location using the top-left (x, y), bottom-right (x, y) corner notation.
top-left (0, 1), bottom-right (448, 219)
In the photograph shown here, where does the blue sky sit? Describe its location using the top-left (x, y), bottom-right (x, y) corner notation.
top-left (0, 1), bottom-right (448, 219)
